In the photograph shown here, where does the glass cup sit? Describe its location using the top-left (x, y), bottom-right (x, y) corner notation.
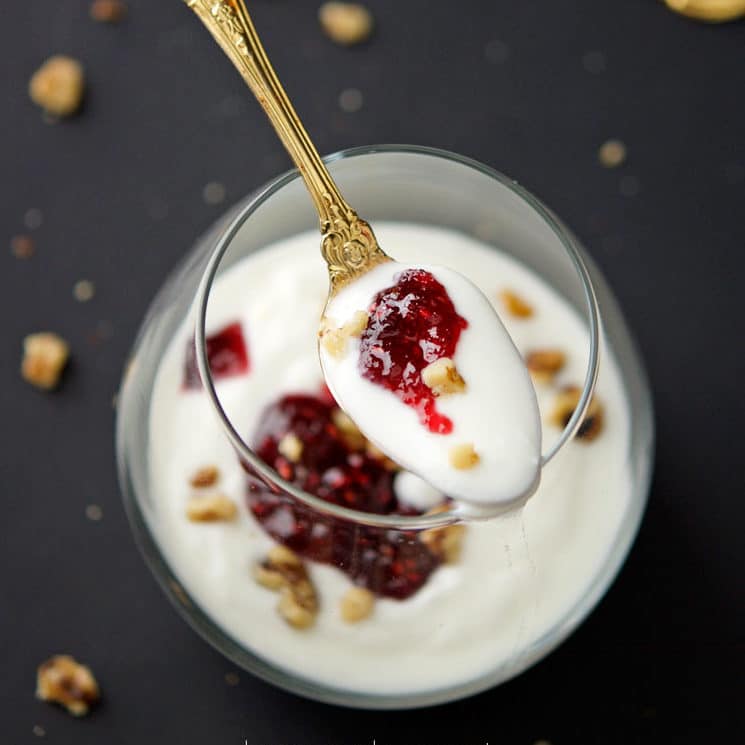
top-left (116, 145), bottom-right (654, 708)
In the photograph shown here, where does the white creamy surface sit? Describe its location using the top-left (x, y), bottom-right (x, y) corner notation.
top-left (148, 223), bottom-right (633, 696)
top-left (320, 262), bottom-right (542, 508)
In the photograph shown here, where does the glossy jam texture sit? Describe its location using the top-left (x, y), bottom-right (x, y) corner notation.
top-left (246, 393), bottom-right (441, 599)
top-left (183, 322), bottom-right (249, 389)
top-left (358, 269), bottom-right (468, 434)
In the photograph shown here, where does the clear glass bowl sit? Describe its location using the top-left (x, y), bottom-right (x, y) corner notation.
top-left (116, 145), bottom-right (654, 709)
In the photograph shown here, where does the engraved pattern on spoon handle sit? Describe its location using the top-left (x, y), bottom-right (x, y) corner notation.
top-left (184, 0), bottom-right (390, 292)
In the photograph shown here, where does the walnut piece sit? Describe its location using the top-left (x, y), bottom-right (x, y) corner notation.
top-left (320, 310), bottom-right (368, 358)
top-left (29, 56), bottom-right (85, 117)
top-left (186, 494), bottom-right (237, 522)
top-left (319, 2), bottom-right (374, 46)
top-left (36, 655), bottom-right (100, 717)
top-left (21, 332), bottom-right (70, 390)
top-left (253, 545), bottom-right (318, 629)
top-left (421, 357), bottom-right (467, 396)
top-left (549, 384), bottom-right (604, 441)
top-left (331, 408), bottom-right (367, 451)
top-left (526, 349), bottom-right (566, 384)
top-left (11, 234), bottom-right (35, 259)
top-left (420, 519), bottom-right (466, 564)
top-left (189, 465), bottom-right (220, 488)
top-left (663, 0), bottom-right (745, 23)
top-left (598, 139), bottom-right (627, 168)
top-left (449, 443), bottom-right (480, 470)
top-left (90, 0), bottom-right (127, 23)
top-left (500, 289), bottom-right (534, 318)
top-left (340, 586), bottom-right (375, 623)
top-left (344, 310), bottom-right (369, 337)
top-left (278, 432), bottom-right (303, 463)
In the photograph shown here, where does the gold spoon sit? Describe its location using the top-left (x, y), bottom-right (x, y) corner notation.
top-left (185, 0), bottom-right (391, 296)
top-left (186, 0), bottom-right (548, 511)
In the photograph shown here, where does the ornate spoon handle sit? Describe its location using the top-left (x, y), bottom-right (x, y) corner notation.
top-left (185, 0), bottom-right (390, 293)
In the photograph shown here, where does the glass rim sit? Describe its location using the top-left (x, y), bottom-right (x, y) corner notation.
top-left (194, 144), bottom-right (600, 529)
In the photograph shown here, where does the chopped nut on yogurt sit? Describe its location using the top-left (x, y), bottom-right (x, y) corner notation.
top-left (29, 56), bottom-right (85, 117)
top-left (254, 546), bottom-right (318, 629)
top-left (318, 2), bottom-right (374, 46)
top-left (421, 357), bottom-right (467, 396)
top-left (278, 432), bottom-right (304, 463)
top-left (549, 384), bottom-right (604, 441)
top-left (186, 494), bottom-right (237, 522)
top-left (526, 349), bottom-right (566, 384)
top-left (340, 586), bottom-right (375, 623)
top-left (21, 332), bottom-right (70, 390)
top-left (449, 443), bottom-right (480, 470)
top-left (189, 465), bottom-right (220, 488)
top-left (331, 408), bottom-right (367, 451)
top-left (36, 655), bottom-right (100, 717)
top-left (500, 289), bottom-right (534, 318)
top-left (420, 511), bottom-right (466, 564)
top-left (278, 586), bottom-right (317, 629)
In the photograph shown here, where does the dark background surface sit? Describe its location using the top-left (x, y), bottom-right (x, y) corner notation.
top-left (2, 1), bottom-right (743, 742)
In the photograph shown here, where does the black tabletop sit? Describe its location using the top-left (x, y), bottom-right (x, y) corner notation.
top-left (2, 1), bottom-right (744, 742)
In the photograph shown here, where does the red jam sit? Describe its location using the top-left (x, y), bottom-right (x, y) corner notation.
top-left (358, 269), bottom-right (468, 434)
top-left (183, 322), bottom-right (249, 390)
top-left (246, 393), bottom-right (441, 599)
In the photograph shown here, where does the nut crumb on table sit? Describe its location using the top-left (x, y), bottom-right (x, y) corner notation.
top-left (11, 234), bottom-right (35, 259)
top-left (36, 655), bottom-right (100, 717)
top-left (73, 280), bottom-right (95, 302)
top-left (663, 0), bottom-right (745, 22)
top-left (90, 0), bottom-right (127, 23)
top-left (21, 332), bottom-right (70, 390)
top-left (85, 504), bottom-right (103, 522)
top-left (318, 2), bottom-right (374, 46)
top-left (598, 139), bottom-right (627, 168)
top-left (29, 56), bottom-right (85, 117)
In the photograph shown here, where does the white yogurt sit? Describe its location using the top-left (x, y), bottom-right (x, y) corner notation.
top-left (320, 262), bottom-right (542, 509)
top-left (147, 223), bottom-right (633, 697)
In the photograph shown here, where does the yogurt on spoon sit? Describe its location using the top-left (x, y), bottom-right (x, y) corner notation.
top-left (319, 260), bottom-right (542, 510)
